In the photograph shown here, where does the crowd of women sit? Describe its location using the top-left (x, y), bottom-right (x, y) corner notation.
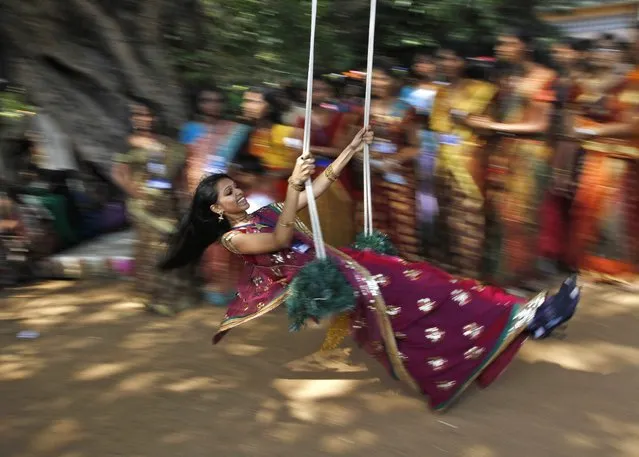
top-left (111, 27), bottom-right (639, 317)
top-left (3, 26), bottom-right (632, 410)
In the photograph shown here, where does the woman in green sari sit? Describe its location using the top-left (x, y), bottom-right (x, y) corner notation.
top-left (112, 103), bottom-right (195, 315)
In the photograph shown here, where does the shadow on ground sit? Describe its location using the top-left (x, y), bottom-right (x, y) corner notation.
top-left (1, 280), bottom-right (638, 457)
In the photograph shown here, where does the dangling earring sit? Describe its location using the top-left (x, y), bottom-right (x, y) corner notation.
top-left (218, 211), bottom-right (224, 222)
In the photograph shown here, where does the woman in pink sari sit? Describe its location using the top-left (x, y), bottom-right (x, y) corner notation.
top-left (161, 128), bottom-right (580, 411)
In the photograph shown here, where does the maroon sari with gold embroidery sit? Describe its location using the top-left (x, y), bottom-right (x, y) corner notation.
top-left (216, 203), bottom-right (545, 411)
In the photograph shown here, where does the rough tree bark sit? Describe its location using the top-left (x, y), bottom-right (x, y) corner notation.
top-left (1, 0), bottom-right (188, 175)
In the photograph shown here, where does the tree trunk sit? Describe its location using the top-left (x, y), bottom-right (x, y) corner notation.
top-left (1, 0), bottom-right (188, 176)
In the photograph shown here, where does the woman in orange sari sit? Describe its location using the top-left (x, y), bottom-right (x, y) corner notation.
top-left (464, 30), bottom-right (556, 289)
top-left (537, 38), bottom-right (583, 274)
top-left (569, 43), bottom-right (639, 282)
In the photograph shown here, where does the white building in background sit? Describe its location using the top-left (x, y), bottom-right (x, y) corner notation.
top-left (539, 1), bottom-right (639, 39)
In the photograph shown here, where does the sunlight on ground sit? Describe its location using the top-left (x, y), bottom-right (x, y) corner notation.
top-left (273, 378), bottom-right (367, 401)
top-left (223, 343), bottom-right (267, 357)
top-left (319, 429), bottom-right (378, 454)
top-left (75, 362), bottom-right (132, 381)
top-left (161, 431), bottom-right (197, 445)
top-left (75, 308), bottom-right (134, 324)
top-left (29, 419), bottom-right (84, 453)
top-left (522, 341), bottom-right (639, 374)
top-left (0, 351), bottom-right (44, 381)
top-left (109, 300), bottom-right (142, 311)
top-left (269, 379), bottom-right (379, 426)
top-left (461, 445), bottom-right (495, 457)
top-left (116, 371), bottom-right (165, 392)
top-left (14, 298), bottom-right (79, 327)
top-left (564, 432), bottom-right (599, 451)
top-left (95, 372), bottom-right (167, 402)
top-left (118, 331), bottom-right (171, 350)
top-left (163, 376), bottom-right (235, 393)
top-left (581, 289), bottom-right (639, 318)
top-left (587, 413), bottom-right (639, 457)
top-left (357, 391), bottom-right (422, 414)
top-left (21, 281), bottom-right (73, 293)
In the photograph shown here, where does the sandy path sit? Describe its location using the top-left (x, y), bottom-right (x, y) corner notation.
top-left (1, 279), bottom-right (638, 457)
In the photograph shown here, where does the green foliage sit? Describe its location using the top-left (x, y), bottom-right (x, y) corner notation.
top-left (167, 0), bottom-right (562, 88)
top-left (0, 87), bottom-right (34, 120)
top-left (352, 230), bottom-right (398, 256)
top-left (286, 257), bottom-right (356, 331)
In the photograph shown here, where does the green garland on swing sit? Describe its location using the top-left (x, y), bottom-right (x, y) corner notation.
top-left (352, 230), bottom-right (398, 256)
top-left (285, 257), bottom-right (356, 331)
top-left (282, 0), bottom-right (363, 332)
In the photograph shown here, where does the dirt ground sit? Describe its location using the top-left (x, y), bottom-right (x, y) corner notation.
top-left (1, 279), bottom-right (638, 457)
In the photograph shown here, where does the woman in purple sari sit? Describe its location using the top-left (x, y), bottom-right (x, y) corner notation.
top-left (160, 128), bottom-right (580, 411)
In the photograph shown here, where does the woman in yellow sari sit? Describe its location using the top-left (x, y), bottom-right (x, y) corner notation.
top-left (569, 43), bottom-right (639, 282)
top-left (430, 49), bottom-right (497, 278)
top-left (242, 87), bottom-right (297, 202)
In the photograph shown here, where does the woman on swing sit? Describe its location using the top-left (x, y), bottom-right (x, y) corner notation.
top-left (160, 126), bottom-right (580, 411)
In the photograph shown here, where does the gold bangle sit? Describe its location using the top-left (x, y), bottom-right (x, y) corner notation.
top-left (278, 220), bottom-right (295, 228)
top-left (324, 164), bottom-right (339, 183)
top-left (288, 178), bottom-right (304, 192)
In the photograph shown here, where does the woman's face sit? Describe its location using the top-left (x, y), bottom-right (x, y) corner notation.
top-left (198, 90), bottom-right (224, 118)
top-left (213, 177), bottom-right (249, 215)
top-left (242, 91), bottom-right (268, 120)
top-left (131, 105), bottom-right (153, 132)
top-left (312, 79), bottom-right (333, 105)
top-left (372, 69), bottom-right (395, 98)
top-left (437, 50), bottom-right (464, 80)
top-left (551, 43), bottom-right (577, 69)
top-left (496, 35), bottom-right (525, 63)
top-left (413, 56), bottom-right (436, 80)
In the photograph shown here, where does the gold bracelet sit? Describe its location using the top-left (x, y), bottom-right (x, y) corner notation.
top-left (324, 164), bottom-right (339, 183)
top-left (278, 220), bottom-right (295, 228)
top-left (288, 178), bottom-right (304, 192)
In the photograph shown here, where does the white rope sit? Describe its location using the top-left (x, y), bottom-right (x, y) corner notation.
top-left (362, 0), bottom-right (377, 236)
top-left (301, 0), bottom-right (327, 259)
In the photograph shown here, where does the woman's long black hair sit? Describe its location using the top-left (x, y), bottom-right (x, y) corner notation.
top-left (500, 27), bottom-right (553, 69)
top-left (158, 174), bottom-right (232, 270)
top-left (373, 57), bottom-right (403, 97)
